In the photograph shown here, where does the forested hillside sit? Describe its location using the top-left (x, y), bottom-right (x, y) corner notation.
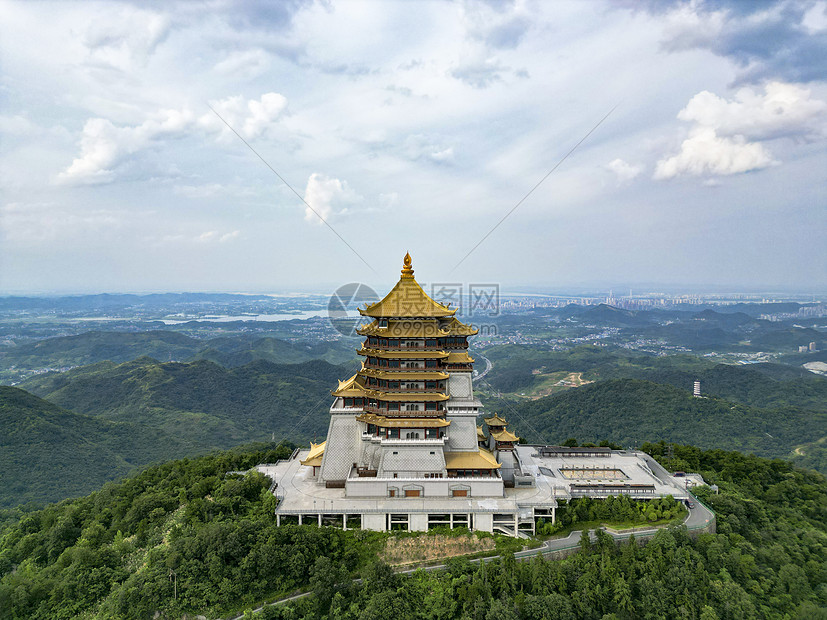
top-left (506, 379), bottom-right (827, 466)
top-left (20, 357), bottom-right (347, 444)
top-left (1, 358), bottom-right (352, 507)
top-left (0, 387), bottom-right (138, 508)
top-left (481, 345), bottom-right (827, 472)
top-left (483, 346), bottom-right (827, 413)
top-left (0, 330), bottom-right (358, 383)
top-left (1, 444), bottom-right (824, 619)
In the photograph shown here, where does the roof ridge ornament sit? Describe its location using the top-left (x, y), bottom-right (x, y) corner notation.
top-left (401, 251), bottom-right (414, 278)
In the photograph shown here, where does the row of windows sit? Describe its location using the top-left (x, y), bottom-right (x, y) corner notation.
top-left (366, 358), bottom-right (442, 369)
top-left (387, 487), bottom-right (470, 497)
top-left (367, 336), bottom-right (467, 347)
top-left (367, 427), bottom-right (443, 439)
top-left (366, 378), bottom-right (444, 390)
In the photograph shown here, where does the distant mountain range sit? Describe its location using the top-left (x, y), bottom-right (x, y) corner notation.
top-left (0, 330), bottom-right (358, 383)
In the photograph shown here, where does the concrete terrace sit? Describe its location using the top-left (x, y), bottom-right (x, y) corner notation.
top-left (257, 445), bottom-right (694, 535)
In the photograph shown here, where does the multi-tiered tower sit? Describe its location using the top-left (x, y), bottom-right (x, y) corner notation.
top-left (305, 253), bottom-right (503, 499)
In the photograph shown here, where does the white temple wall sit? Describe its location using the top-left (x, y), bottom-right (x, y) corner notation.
top-left (376, 445), bottom-right (446, 477)
top-left (448, 373), bottom-right (473, 399)
top-left (445, 413), bottom-right (480, 451)
top-left (345, 477), bottom-right (503, 498)
top-left (319, 413), bottom-right (361, 482)
top-left (409, 513), bottom-right (428, 532)
top-left (362, 513), bottom-right (387, 531)
top-left (474, 513), bottom-right (494, 533)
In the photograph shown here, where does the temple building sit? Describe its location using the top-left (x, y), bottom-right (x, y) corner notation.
top-left (310, 252), bottom-right (503, 495)
top-left (259, 254), bottom-right (695, 535)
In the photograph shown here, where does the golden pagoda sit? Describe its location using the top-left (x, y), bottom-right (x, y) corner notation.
top-left (485, 414), bottom-right (520, 452)
top-left (309, 253), bottom-right (501, 489)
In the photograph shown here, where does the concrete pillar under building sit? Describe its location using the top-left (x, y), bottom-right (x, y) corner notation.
top-left (297, 514), bottom-right (302, 525)
top-left (362, 513), bottom-right (386, 531)
top-left (409, 513), bottom-right (428, 532)
top-left (474, 513), bottom-right (493, 533)
top-left (342, 514), bottom-right (347, 531)
top-left (318, 514), bottom-right (322, 527)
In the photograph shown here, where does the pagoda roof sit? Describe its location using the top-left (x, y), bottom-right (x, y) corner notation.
top-left (300, 441), bottom-right (326, 467)
top-left (356, 413), bottom-right (451, 428)
top-left (367, 390), bottom-right (449, 402)
top-left (445, 351), bottom-right (475, 364)
top-left (332, 374), bottom-right (449, 401)
top-left (359, 253), bottom-right (456, 318)
top-left (359, 368), bottom-right (449, 381)
top-left (444, 447), bottom-right (501, 470)
top-left (332, 374), bottom-right (368, 397)
top-left (491, 428), bottom-right (520, 442)
top-left (476, 425), bottom-right (487, 440)
top-left (358, 347), bottom-right (449, 359)
top-left (483, 414), bottom-right (508, 427)
top-left (357, 317), bottom-right (478, 337)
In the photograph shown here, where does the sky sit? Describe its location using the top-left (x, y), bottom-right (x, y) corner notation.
top-left (1, 0), bottom-right (825, 295)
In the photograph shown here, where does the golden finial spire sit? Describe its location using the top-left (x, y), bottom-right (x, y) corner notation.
top-left (401, 252), bottom-right (414, 278)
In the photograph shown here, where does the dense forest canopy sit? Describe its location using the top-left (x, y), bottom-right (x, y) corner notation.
top-left (1, 443), bottom-right (825, 619)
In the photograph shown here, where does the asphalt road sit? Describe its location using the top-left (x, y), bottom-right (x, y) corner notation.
top-left (474, 355), bottom-right (493, 381)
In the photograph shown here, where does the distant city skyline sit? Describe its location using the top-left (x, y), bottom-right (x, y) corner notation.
top-left (1, 0), bottom-right (825, 293)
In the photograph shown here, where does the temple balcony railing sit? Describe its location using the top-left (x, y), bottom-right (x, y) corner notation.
top-left (444, 409), bottom-right (481, 418)
top-left (361, 404), bottom-right (445, 416)
top-left (330, 406), bottom-right (364, 415)
top-left (366, 387), bottom-right (446, 393)
top-left (364, 342), bottom-right (469, 349)
top-left (361, 434), bottom-right (447, 445)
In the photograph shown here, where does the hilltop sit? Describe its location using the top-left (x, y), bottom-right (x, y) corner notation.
top-left (0, 443), bottom-right (824, 618)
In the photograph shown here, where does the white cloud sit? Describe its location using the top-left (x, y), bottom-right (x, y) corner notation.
top-left (404, 134), bottom-right (456, 164)
top-left (802, 1), bottom-right (827, 34)
top-left (83, 8), bottom-right (171, 71)
top-left (462, 0), bottom-right (533, 50)
top-left (678, 83), bottom-right (827, 141)
top-left (655, 82), bottom-right (826, 180)
top-left (654, 127), bottom-right (776, 179)
top-left (430, 147), bottom-right (455, 163)
top-left (198, 92), bottom-right (288, 140)
top-left (214, 49), bottom-right (271, 79)
top-left (302, 173), bottom-right (357, 224)
top-left (659, 4), bottom-right (726, 52)
top-left (606, 158), bottom-right (643, 183)
top-left (57, 93), bottom-right (288, 184)
top-left (56, 109), bottom-right (194, 184)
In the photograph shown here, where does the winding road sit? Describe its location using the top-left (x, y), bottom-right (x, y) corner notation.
top-left (224, 499), bottom-right (714, 619)
top-left (474, 354), bottom-right (493, 382)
